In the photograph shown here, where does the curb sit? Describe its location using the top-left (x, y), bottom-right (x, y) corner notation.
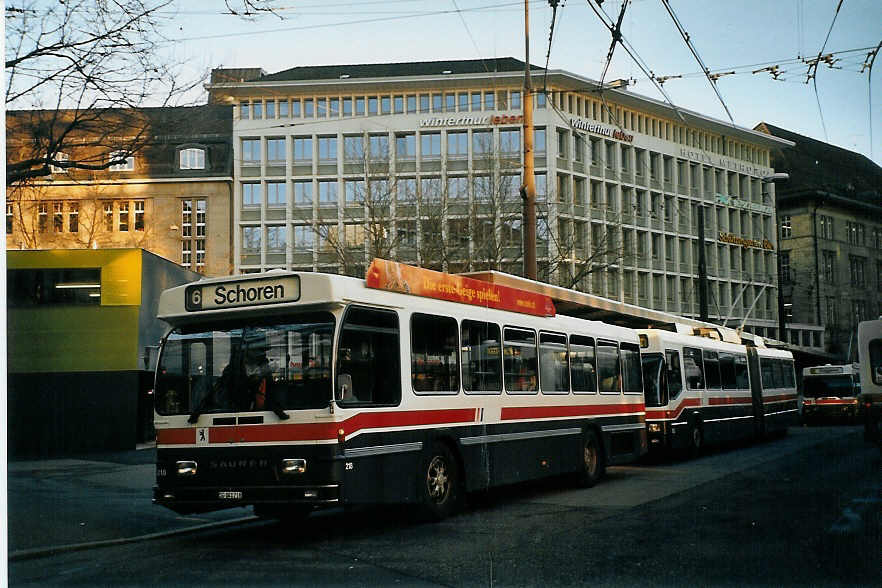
top-left (8, 516), bottom-right (260, 562)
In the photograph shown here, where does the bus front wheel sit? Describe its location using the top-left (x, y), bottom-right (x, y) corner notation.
top-left (417, 442), bottom-right (461, 521)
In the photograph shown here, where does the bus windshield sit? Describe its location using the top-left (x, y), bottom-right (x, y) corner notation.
top-left (803, 375), bottom-right (856, 398)
top-left (155, 312), bottom-right (335, 417)
top-left (641, 353), bottom-right (667, 407)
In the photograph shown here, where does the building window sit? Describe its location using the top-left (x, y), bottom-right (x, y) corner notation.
top-left (241, 139), bottom-right (260, 166)
top-left (345, 180), bottom-right (364, 205)
top-left (134, 200), bottom-right (144, 231)
top-left (472, 130), bottom-right (492, 156)
top-left (447, 131), bottom-right (467, 158)
top-left (108, 151), bottom-right (134, 171)
top-left (822, 250), bottom-right (836, 283)
top-left (396, 133), bottom-right (415, 160)
top-left (179, 148), bottom-right (206, 170)
top-left (266, 226), bottom-right (286, 252)
top-left (318, 180), bottom-right (338, 206)
top-left (293, 225), bottom-right (313, 249)
top-left (819, 215), bottom-right (834, 240)
top-left (103, 202), bottom-right (113, 231)
top-left (243, 183), bottom-right (262, 207)
top-left (53, 202), bottom-right (63, 232)
top-left (780, 251), bottom-right (791, 282)
top-left (118, 201), bottom-right (129, 232)
top-left (7, 268), bottom-right (102, 306)
top-left (344, 135), bottom-right (364, 161)
top-left (266, 138), bottom-right (286, 164)
top-left (510, 90), bottom-right (521, 109)
top-left (317, 136), bottom-right (337, 163)
top-left (447, 176), bottom-right (468, 201)
top-left (368, 134), bottom-right (388, 160)
top-left (500, 129), bottom-right (520, 155)
top-left (242, 226), bottom-right (261, 252)
top-left (849, 255), bottom-right (866, 287)
top-left (267, 182), bottom-right (286, 207)
top-left (780, 215), bottom-right (791, 239)
top-left (852, 299), bottom-right (867, 324)
top-left (420, 132), bottom-right (441, 160)
top-left (293, 137), bottom-right (312, 163)
top-left (50, 152), bottom-right (69, 174)
top-left (825, 297), bottom-right (837, 327)
top-left (293, 181), bottom-right (312, 206)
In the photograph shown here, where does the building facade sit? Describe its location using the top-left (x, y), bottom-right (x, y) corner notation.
top-left (6, 105), bottom-right (234, 277)
top-left (757, 123), bottom-right (882, 359)
top-left (207, 58), bottom-right (792, 335)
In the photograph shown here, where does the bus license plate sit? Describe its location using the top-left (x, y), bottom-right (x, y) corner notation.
top-left (218, 491), bottom-right (243, 500)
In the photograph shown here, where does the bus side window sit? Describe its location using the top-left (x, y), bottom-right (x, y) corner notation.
top-left (411, 313), bottom-right (459, 394)
top-left (504, 327), bottom-right (538, 394)
top-left (336, 306), bottom-right (400, 406)
top-left (870, 340), bottom-right (882, 385)
top-left (665, 349), bottom-right (683, 400)
top-left (703, 350), bottom-right (721, 390)
top-left (719, 352), bottom-right (737, 390)
top-left (620, 342), bottom-right (643, 394)
top-left (461, 320), bottom-right (502, 393)
top-left (597, 340), bottom-right (621, 393)
top-left (683, 347), bottom-right (704, 390)
top-left (734, 354), bottom-right (749, 389)
top-left (570, 335), bottom-right (597, 393)
top-left (539, 332), bottom-right (569, 394)
top-left (783, 360), bottom-right (796, 388)
top-left (761, 358), bottom-right (774, 389)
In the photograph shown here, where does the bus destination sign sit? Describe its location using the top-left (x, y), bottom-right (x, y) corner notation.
top-left (185, 276), bottom-right (301, 311)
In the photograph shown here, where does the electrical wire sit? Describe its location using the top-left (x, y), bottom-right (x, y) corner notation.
top-left (660, 0), bottom-right (735, 126)
top-left (807, 0), bottom-right (844, 142)
top-left (866, 41), bottom-right (881, 162)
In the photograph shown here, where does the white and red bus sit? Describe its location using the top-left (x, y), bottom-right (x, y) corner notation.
top-left (152, 260), bottom-right (647, 520)
top-left (639, 327), bottom-right (798, 455)
top-left (801, 364), bottom-right (861, 423)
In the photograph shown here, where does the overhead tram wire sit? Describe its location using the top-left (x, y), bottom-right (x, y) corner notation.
top-left (660, 0), bottom-right (735, 126)
top-left (806, 0), bottom-right (844, 143)
top-left (583, 0), bottom-right (686, 124)
top-left (542, 0), bottom-right (563, 100)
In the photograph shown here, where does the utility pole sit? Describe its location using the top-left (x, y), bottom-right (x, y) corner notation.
top-left (521, 0), bottom-right (537, 281)
top-left (698, 203), bottom-right (708, 321)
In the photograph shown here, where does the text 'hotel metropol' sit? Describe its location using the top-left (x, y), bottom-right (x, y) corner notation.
top-left (207, 58), bottom-right (792, 338)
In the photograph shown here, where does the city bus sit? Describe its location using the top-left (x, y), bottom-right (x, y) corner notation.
top-left (858, 319), bottom-right (882, 450)
top-left (152, 259), bottom-right (647, 520)
top-left (639, 327), bottom-right (798, 456)
top-left (801, 364), bottom-right (861, 423)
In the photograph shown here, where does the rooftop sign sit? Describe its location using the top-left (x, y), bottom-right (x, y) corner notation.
top-left (715, 194), bottom-right (774, 215)
top-left (570, 118), bottom-right (634, 143)
top-left (366, 259), bottom-right (555, 317)
top-left (718, 232), bottom-right (774, 251)
top-left (419, 113), bottom-right (524, 127)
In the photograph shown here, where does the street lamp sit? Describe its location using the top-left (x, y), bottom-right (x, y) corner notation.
top-left (763, 173), bottom-right (789, 342)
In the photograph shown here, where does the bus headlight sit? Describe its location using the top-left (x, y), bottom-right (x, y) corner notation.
top-left (176, 460), bottom-right (197, 476)
top-left (648, 423), bottom-right (662, 433)
top-left (281, 458), bottom-right (307, 475)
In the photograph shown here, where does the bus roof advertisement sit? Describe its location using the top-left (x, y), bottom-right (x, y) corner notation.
top-left (365, 258), bottom-right (556, 317)
top-left (185, 276), bottom-right (301, 311)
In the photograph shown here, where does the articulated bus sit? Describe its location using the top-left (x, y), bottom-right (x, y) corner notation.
top-left (801, 364), bottom-right (861, 423)
top-left (858, 319), bottom-right (882, 450)
top-left (152, 260), bottom-right (647, 520)
top-left (639, 327), bottom-right (798, 455)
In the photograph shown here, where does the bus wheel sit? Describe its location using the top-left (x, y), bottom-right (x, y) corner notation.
top-left (417, 443), bottom-right (461, 521)
top-left (688, 423), bottom-right (703, 459)
top-left (577, 430), bottom-right (605, 488)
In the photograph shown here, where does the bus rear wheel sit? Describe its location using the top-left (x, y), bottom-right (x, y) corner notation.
top-left (576, 430), bottom-right (605, 488)
top-left (687, 422), bottom-right (703, 459)
top-left (417, 442), bottom-right (461, 521)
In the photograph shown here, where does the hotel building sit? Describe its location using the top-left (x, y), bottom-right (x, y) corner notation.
top-left (207, 58), bottom-right (793, 336)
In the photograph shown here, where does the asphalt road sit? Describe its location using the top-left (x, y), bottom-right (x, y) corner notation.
top-left (8, 426), bottom-right (880, 587)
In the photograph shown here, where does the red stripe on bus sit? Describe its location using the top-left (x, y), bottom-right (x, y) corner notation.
top-left (708, 396), bottom-right (752, 406)
top-left (500, 403), bottom-right (644, 421)
top-left (157, 408), bottom-right (478, 446)
top-left (645, 397), bottom-right (700, 421)
top-left (764, 393), bottom-right (797, 403)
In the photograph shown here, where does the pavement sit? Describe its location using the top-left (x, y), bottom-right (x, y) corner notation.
top-left (6, 443), bottom-right (257, 561)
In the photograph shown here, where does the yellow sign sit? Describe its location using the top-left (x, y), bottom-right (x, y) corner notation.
top-left (718, 232), bottom-right (774, 251)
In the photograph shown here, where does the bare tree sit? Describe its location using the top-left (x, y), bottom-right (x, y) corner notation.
top-left (5, 0), bottom-right (277, 186)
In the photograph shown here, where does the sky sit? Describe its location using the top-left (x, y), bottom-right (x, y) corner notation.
top-left (165, 1), bottom-right (878, 167)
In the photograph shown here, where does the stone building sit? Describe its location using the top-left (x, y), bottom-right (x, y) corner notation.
top-left (207, 58), bottom-right (792, 335)
top-left (6, 105), bottom-right (234, 277)
top-left (756, 123), bottom-right (882, 358)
